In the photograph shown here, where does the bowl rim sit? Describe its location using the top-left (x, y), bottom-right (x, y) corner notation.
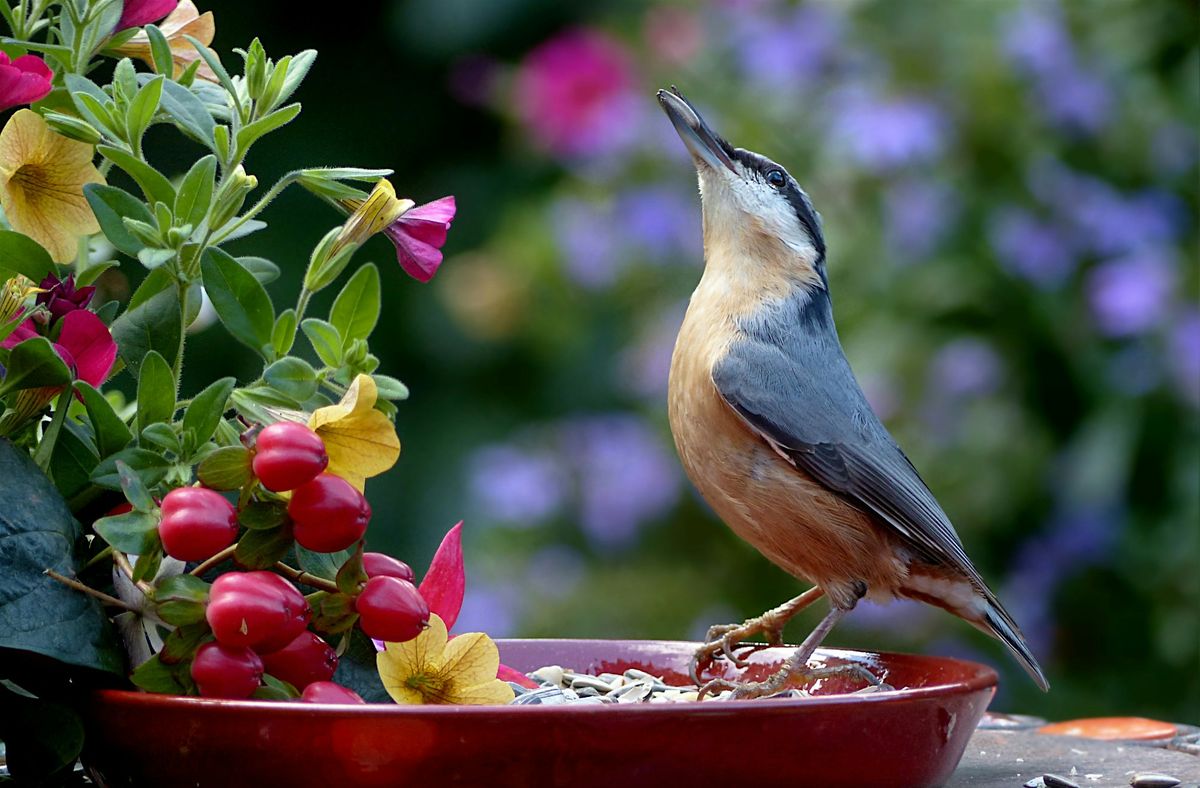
top-left (89, 640), bottom-right (998, 716)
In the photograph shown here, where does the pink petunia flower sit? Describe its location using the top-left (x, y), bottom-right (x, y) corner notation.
top-left (0, 53), bottom-right (53, 112)
top-left (36, 273), bottom-right (96, 324)
top-left (117, 0), bottom-right (177, 31)
top-left (2, 309), bottom-right (117, 388)
top-left (383, 196), bottom-right (456, 283)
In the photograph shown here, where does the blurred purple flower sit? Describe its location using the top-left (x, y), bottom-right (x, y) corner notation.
top-left (560, 414), bottom-right (682, 551)
top-left (512, 28), bottom-right (641, 160)
top-left (846, 598), bottom-right (931, 634)
top-left (1151, 123), bottom-right (1199, 178)
top-left (860, 372), bottom-right (900, 422)
top-left (727, 4), bottom-right (841, 92)
top-left (619, 301), bottom-right (687, 399)
top-left (828, 88), bottom-right (949, 171)
top-left (467, 443), bottom-right (569, 525)
top-left (988, 206), bottom-right (1078, 288)
top-left (1002, 4), bottom-right (1074, 76)
top-left (883, 178), bottom-right (956, 262)
top-left (616, 185), bottom-right (702, 263)
top-left (1167, 310), bottom-right (1200, 406)
top-left (454, 581), bottom-right (524, 637)
top-left (1085, 250), bottom-right (1175, 337)
top-left (1105, 344), bottom-right (1162, 397)
top-left (525, 545), bottom-right (586, 598)
top-left (1032, 65), bottom-right (1111, 134)
top-left (552, 197), bottom-right (621, 289)
top-left (931, 338), bottom-right (1003, 399)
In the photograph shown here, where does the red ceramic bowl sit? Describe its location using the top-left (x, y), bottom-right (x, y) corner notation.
top-left (82, 640), bottom-right (996, 788)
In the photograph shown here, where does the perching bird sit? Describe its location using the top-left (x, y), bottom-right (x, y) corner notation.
top-left (658, 87), bottom-right (1048, 699)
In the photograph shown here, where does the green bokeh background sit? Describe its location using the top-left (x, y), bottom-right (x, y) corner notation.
top-left (155, 0), bottom-right (1198, 720)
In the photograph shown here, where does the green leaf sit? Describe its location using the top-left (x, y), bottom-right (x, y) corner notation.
top-left (77, 382), bottom-right (132, 459)
top-left (0, 336), bottom-right (70, 396)
top-left (153, 574), bottom-right (209, 626)
top-left (238, 255), bottom-right (280, 284)
top-left (126, 74), bottom-right (164, 143)
top-left (196, 445), bottom-right (251, 490)
top-left (330, 263), bottom-right (380, 348)
top-left (137, 247), bottom-right (175, 268)
top-left (228, 386), bottom-right (301, 425)
top-left (263, 357), bottom-right (317, 402)
top-left (182, 376), bottom-right (235, 453)
top-left (0, 440), bottom-right (123, 675)
top-left (234, 524), bottom-right (293, 570)
top-left (275, 49), bottom-right (317, 108)
top-left (371, 374), bottom-right (409, 401)
top-left (295, 545), bottom-right (353, 582)
top-left (184, 35), bottom-right (240, 111)
top-left (235, 102), bottom-right (300, 153)
top-left (49, 421), bottom-right (101, 501)
top-left (84, 183), bottom-right (155, 257)
top-left (159, 621), bottom-right (209, 664)
top-left (237, 500), bottom-right (287, 531)
top-left (117, 459), bottom-right (156, 511)
top-left (130, 652), bottom-right (188, 694)
top-left (331, 628), bottom-right (387, 702)
top-left (93, 509), bottom-right (160, 554)
top-left (133, 546), bottom-right (163, 583)
top-left (201, 247), bottom-right (274, 357)
top-left (308, 590), bottom-right (357, 635)
top-left (159, 79), bottom-right (216, 147)
top-left (254, 674), bottom-right (299, 700)
top-left (111, 280), bottom-right (181, 378)
top-left (90, 447), bottom-right (170, 490)
top-left (300, 318), bottom-right (342, 367)
top-left (272, 308), bottom-right (297, 356)
top-left (98, 145), bottom-right (176, 207)
top-left (0, 685), bottom-right (86, 780)
top-left (143, 23), bottom-right (174, 76)
top-left (174, 155), bottom-right (218, 229)
top-left (140, 422), bottom-right (181, 454)
top-left (0, 230), bottom-right (54, 283)
top-left (335, 542), bottom-right (367, 596)
top-left (136, 350), bottom-right (175, 434)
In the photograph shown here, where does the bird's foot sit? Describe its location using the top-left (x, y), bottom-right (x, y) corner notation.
top-left (689, 587), bottom-right (825, 684)
top-left (696, 662), bottom-right (892, 701)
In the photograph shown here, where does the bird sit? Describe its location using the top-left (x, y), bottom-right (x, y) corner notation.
top-left (657, 86), bottom-right (1048, 699)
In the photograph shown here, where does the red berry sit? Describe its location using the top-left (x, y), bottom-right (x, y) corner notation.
top-left (354, 576), bottom-right (429, 642)
top-left (300, 681), bottom-right (365, 704)
top-left (287, 473), bottom-right (371, 553)
top-left (191, 642), bottom-right (263, 699)
top-left (362, 553), bottom-right (414, 583)
top-left (252, 422), bottom-right (329, 492)
top-left (260, 631), bottom-right (337, 690)
top-left (159, 487), bottom-right (238, 562)
top-left (205, 571), bottom-right (311, 652)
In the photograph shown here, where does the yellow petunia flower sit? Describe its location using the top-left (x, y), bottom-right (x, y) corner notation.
top-left (331, 179), bottom-right (413, 260)
top-left (111, 0), bottom-right (218, 81)
top-left (307, 373), bottom-right (400, 491)
top-left (377, 613), bottom-right (515, 706)
top-left (0, 110), bottom-right (104, 263)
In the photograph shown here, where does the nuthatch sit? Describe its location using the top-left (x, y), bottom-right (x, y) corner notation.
top-left (657, 87), bottom-right (1048, 698)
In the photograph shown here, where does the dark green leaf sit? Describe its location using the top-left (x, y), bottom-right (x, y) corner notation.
top-left (136, 350), bottom-right (175, 434)
top-left (201, 247), bottom-right (274, 357)
top-left (182, 376), bottom-right (235, 454)
top-left (330, 263), bottom-right (380, 347)
top-left (183, 35), bottom-right (239, 110)
top-left (272, 308), bottom-right (297, 356)
top-left (49, 421), bottom-right (100, 501)
top-left (300, 318), bottom-right (342, 367)
top-left (130, 653), bottom-right (188, 694)
top-left (97, 145), bottom-right (176, 207)
top-left (238, 255), bottom-right (280, 284)
top-left (237, 500), bottom-right (287, 531)
top-left (0, 336), bottom-right (71, 396)
top-left (196, 444), bottom-right (251, 490)
top-left (233, 524), bottom-right (293, 569)
top-left (77, 381), bottom-right (133, 458)
top-left (84, 184), bottom-right (155, 258)
top-left (0, 685), bottom-right (86, 780)
top-left (140, 422), bottom-right (181, 454)
top-left (153, 574), bottom-right (209, 626)
top-left (0, 230), bottom-right (54, 282)
top-left (264, 357), bottom-right (317, 401)
top-left (235, 102), bottom-right (301, 153)
top-left (160, 79), bottom-right (216, 147)
top-left (0, 440), bottom-right (123, 675)
top-left (255, 673), bottom-right (300, 700)
top-left (126, 74), bottom-right (164, 142)
top-left (174, 154), bottom-right (217, 229)
top-left (132, 545), bottom-right (163, 583)
top-left (159, 621), bottom-right (210, 664)
top-left (117, 459), bottom-right (155, 511)
top-left (143, 23), bottom-right (174, 76)
top-left (93, 509), bottom-right (159, 554)
top-left (90, 447), bottom-right (169, 490)
top-left (228, 386), bottom-right (301, 425)
top-left (335, 541), bottom-right (367, 596)
top-left (308, 590), bottom-right (357, 634)
top-left (331, 628), bottom-right (387, 702)
top-left (111, 281), bottom-right (181, 378)
top-left (296, 545), bottom-right (353, 582)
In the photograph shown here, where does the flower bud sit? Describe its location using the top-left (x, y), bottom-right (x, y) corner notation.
top-left (303, 226), bottom-right (357, 293)
top-left (42, 112), bottom-right (103, 145)
top-left (210, 165), bottom-right (258, 231)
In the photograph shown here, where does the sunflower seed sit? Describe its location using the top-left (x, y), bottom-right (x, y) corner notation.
top-left (1130, 774), bottom-right (1181, 788)
top-left (529, 665), bottom-right (565, 687)
top-left (1042, 775), bottom-right (1079, 788)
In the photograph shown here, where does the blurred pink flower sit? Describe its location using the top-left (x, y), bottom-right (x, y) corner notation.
top-left (0, 53), bottom-right (53, 112)
top-left (385, 196), bottom-right (456, 283)
top-left (512, 29), bottom-right (638, 158)
top-left (118, 0), bottom-right (177, 31)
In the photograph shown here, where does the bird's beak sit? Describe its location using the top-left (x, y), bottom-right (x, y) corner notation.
top-left (657, 87), bottom-right (737, 175)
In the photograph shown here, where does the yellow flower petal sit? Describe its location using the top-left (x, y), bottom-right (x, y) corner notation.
top-left (0, 110), bottom-right (104, 263)
top-left (307, 374), bottom-right (400, 491)
top-left (448, 678), bottom-right (517, 706)
top-left (332, 180), bottom-right (413, 258)
top-left (440, 632), bottom-right (502, 686)
top-left (111, 1), bottom-right (218, 81)
top-left (376, 614), bottom-right (514, 706)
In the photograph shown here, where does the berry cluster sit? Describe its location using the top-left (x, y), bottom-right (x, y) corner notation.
top-left (120, 422), bottom-right (430, 702)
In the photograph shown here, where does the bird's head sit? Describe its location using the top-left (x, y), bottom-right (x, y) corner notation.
top-left (658, 87), bottom-right (826, 293)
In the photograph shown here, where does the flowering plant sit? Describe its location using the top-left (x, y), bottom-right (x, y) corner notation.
top-left (0, 0), bottom-right (501, 781)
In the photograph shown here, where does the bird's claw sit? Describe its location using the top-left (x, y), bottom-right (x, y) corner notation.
top-left (689, 617), bottom-right (786, 684)
top-left (696, 662), bottom-right (891, 701)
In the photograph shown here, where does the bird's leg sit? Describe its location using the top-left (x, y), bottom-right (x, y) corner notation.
top-left (690, 586), bottom-right (825, 683)
top-left (698, 586), bottom-right (888, 700)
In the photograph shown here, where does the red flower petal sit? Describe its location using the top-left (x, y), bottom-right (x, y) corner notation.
top-left (1, 318), bottom-right (37, 349)
top-left (56, 310), bottom-right (117, 387)
top-left (0, 54), bottom-right (53, 111)
top-left (382, 196), bottom-right (456, 283)
top-left (417, 521), bottom-right (465, 631)
top-left (117, 0), bottom-right (178, 30)
top-left (497, 663), bottom-right (539, 689)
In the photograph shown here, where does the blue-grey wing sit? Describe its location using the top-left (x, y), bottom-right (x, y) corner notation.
top-left (712, 302), bottom-right (985, 587)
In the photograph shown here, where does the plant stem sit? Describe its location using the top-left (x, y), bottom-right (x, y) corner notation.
top-left (294, 287), bottom-right (313, 322)
top-left (173, 280), bottom-right (189, 390)
top-left (210, 171), bottom-right (300, 244)
top-left (112, 550), bottom-right (153, 594)
top-left (189, 544), bottom-right (236, 577)
top-left (45, 569), bottom-right (138, 613)
top-left (274, 562), bottom-right (339, 594)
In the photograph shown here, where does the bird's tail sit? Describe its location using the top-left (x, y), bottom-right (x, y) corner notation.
top-left (978, 597), bottom-right (1050, 692)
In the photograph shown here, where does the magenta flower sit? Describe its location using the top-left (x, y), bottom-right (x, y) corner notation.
top-left (0, 53), bottom-right (53, 112)
top-left (2, 310), bottom-right (117, 387)
top-left (36, 273), bottom-right (96, 323)
top-left (384, 196), bottom-right (456, 283)
top-left (117, 0), bottom-right (177, 31)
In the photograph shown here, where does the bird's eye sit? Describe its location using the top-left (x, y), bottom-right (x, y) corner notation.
top-left (766, 170), bottom-right (786, 188)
